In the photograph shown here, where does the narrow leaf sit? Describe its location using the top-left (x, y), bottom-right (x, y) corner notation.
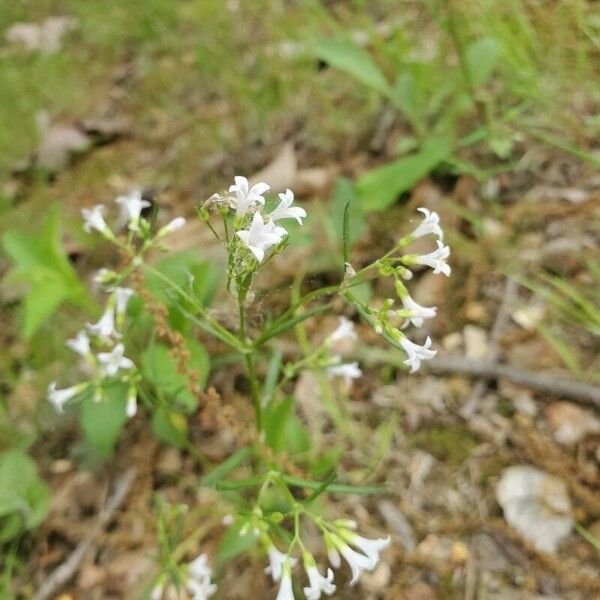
top-left (312, 38), bottom-right (390, 95)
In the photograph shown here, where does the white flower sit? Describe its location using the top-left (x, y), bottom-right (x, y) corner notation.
top-left (157, 216), bottom-right (186, 238)
top-left (410, 207), bottom-right (444, 240)
top-left (187, 554), bottom-right (217, 600)
top-left (82, 204), bottom-right (112, 236)
top-left (412, 240), bottom-right (451, 276)
top-left (113, 287), bottom-right (134, 320)
top-left (97, 343), bottom-right (135, 377)
top-left (400, 295), bottom-right (437, 327)
top-left (87, 306), bottom-right (116, 340)
top-left (48, 382), bottom-right (86, 412)
top-left (328, 317), bottom-right (357, 344)
top-left (327, 361), bottom-right (362, 383)
top-left (275, 561), bottom-right (295, 600)
top-left (269, 189), bottom-right (306, 224)
top-left (265, 546), bottom-right (297, 582)
top-left (303, 564), bottom-right (336, 600)
top-left (327, 534), bottom-right (376, 586)
top-left (399, 336), bottom-right (436, 372)
top-left (115, 189), bottom-right (150, 231)
top-left (66, 330), bottom-right (90, 357)
top-left (236, 213), bottom-right (287, 262)
top-left (229, 176), bottom-right (270, 217)
top-left (343, 533), bottom-right (390, 565)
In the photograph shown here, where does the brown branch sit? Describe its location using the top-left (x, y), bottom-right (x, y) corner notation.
top-left (34, 469), bottom-right (136, 600)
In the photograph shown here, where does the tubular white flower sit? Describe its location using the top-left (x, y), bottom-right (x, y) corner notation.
top-left (113, 287), bottom-right (134, 321)
top-left (400, 295), bottom-right (437, 327)
top-left (157, 216), bottom-right (186, 238)
top-left (97, 343), bottom-right (135, 377)
top-left (87, 306), bottom-right (116, 340)
top-left (115, 189), bottom-right (150, 231)
top-left (187, 553), bottom-right (217, 600)
top-left (326, 361), bottom-right (362, 383)
top-left (399, 336), bottom-right (436, 372)
top-left (82, 204), bottom-right (112, 237)
top-left (411, 240), bottom-right (451, 276)
top-left (343, 533), bottom-right (390, 565)
top-left (275, 562), bottom-right (295, 600)
top-left (236, 213), bottom-right (287, 262)
top-left (66, 330), bottom-right (90, 357)
top-left (48, 382), bottom-right (86, 412)
top-left (410, 207), bottom-right (444, 240)
top-left (269, 189), bottom-right (306, 224)
top-left (229, 176), bottom-right (270, 217)
top-left (303, 564), bottom-right (336, 600)
top-left (328, 534), bottom-right (376, 586)
top-left (150, 583), bottom-right (164, 600)
top-left (328, 317), bottom-right (357, 344)
top-left (265, 546), bottom-right (296, 582)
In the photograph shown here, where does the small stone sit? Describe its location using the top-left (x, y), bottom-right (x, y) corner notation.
top-left (463, 325), bottom-right (488, 360)
top-left (451, 541), bottom-right (469, 563)
top-left (360, 561), bottom-right (391, 591)
top-left (402, 582), bottom-right (438, 600)
top-left (545, 401), bottom-right (600, 446)
top-left (496, 465), bottom-right (572, 553)
top-left (442, 332), bottom-right (463, 352)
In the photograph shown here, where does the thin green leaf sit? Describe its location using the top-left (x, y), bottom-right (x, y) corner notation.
top-left (281, 474), bottom-right (386, 496)
top-left (303, 470), bottom-right (337, 505)
top-left (201, 447), bottom-right (252, 487)
top-left (312, 38), bottom-right (390, 95)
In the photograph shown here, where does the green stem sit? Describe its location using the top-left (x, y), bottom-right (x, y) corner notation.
top-left (238, 289), bottom-right (263, 432)
top-left (143, 264), bottom-right (244, 351)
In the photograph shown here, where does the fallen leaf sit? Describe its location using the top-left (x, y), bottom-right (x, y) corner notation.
top-left (35, 113), bottom-right (91, 171)
top-left (496, 465), bottom-right (572, 553)
top-left (249, 142), bottom-right (297, 194)
top-left (5, 16), bottom-right (78, 54)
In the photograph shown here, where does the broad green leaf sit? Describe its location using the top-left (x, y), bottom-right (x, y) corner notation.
top-left (151, 407), bottom-right (188, 449)
top-left (263, 397), bottom-right (310, 455)
top-left (145, 251), bottom-right (220, 308)
top-left (465, 38), bottom-right (501, 87)
top-left (357, 136), bottom-right (453, 212)
top-left (0, 449), bottom-right (50, 542)
top-left (2, 205), bottom-right (93, 338)
top-left (22, 276), bottom-right (69, 339)
top-left (80, 383), bottom-right (129, 460)
top-left (312, 38), bottom-right (390, 95)
top-left (141, 339), bottom-right (210, 410)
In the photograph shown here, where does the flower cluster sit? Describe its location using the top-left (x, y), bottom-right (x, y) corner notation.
top-left (151, 553), bottom-right (216, 600)
top-left (261, 519), bottom-right (389, 599)
top-left (347, 207), bottom-right (450, 373)
top-left (48, 286), bottom-right (138, 417)
top-left (200, 177), bottom-right (306, 289)
top-left (48, 190), bottom-right (187, 417)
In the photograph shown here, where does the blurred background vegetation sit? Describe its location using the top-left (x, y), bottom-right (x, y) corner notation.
top-left (0, 0), bottom-right (599, 598)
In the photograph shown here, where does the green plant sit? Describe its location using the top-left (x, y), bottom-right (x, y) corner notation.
top-left (43, 177), bottom-right (452, 598)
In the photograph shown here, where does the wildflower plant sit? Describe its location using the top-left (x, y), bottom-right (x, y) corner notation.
top-left (50, 177), bottom-right (450, 598)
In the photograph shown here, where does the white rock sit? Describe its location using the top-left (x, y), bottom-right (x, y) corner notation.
top-left (496, 466), bottom-right (572, 553)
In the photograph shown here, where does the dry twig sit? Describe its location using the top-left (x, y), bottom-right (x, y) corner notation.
top-left (34, 469), bottom-right (136, 600)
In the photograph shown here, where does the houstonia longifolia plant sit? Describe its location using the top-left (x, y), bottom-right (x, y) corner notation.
top-left (49, 177), bottom-right (450, 599)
